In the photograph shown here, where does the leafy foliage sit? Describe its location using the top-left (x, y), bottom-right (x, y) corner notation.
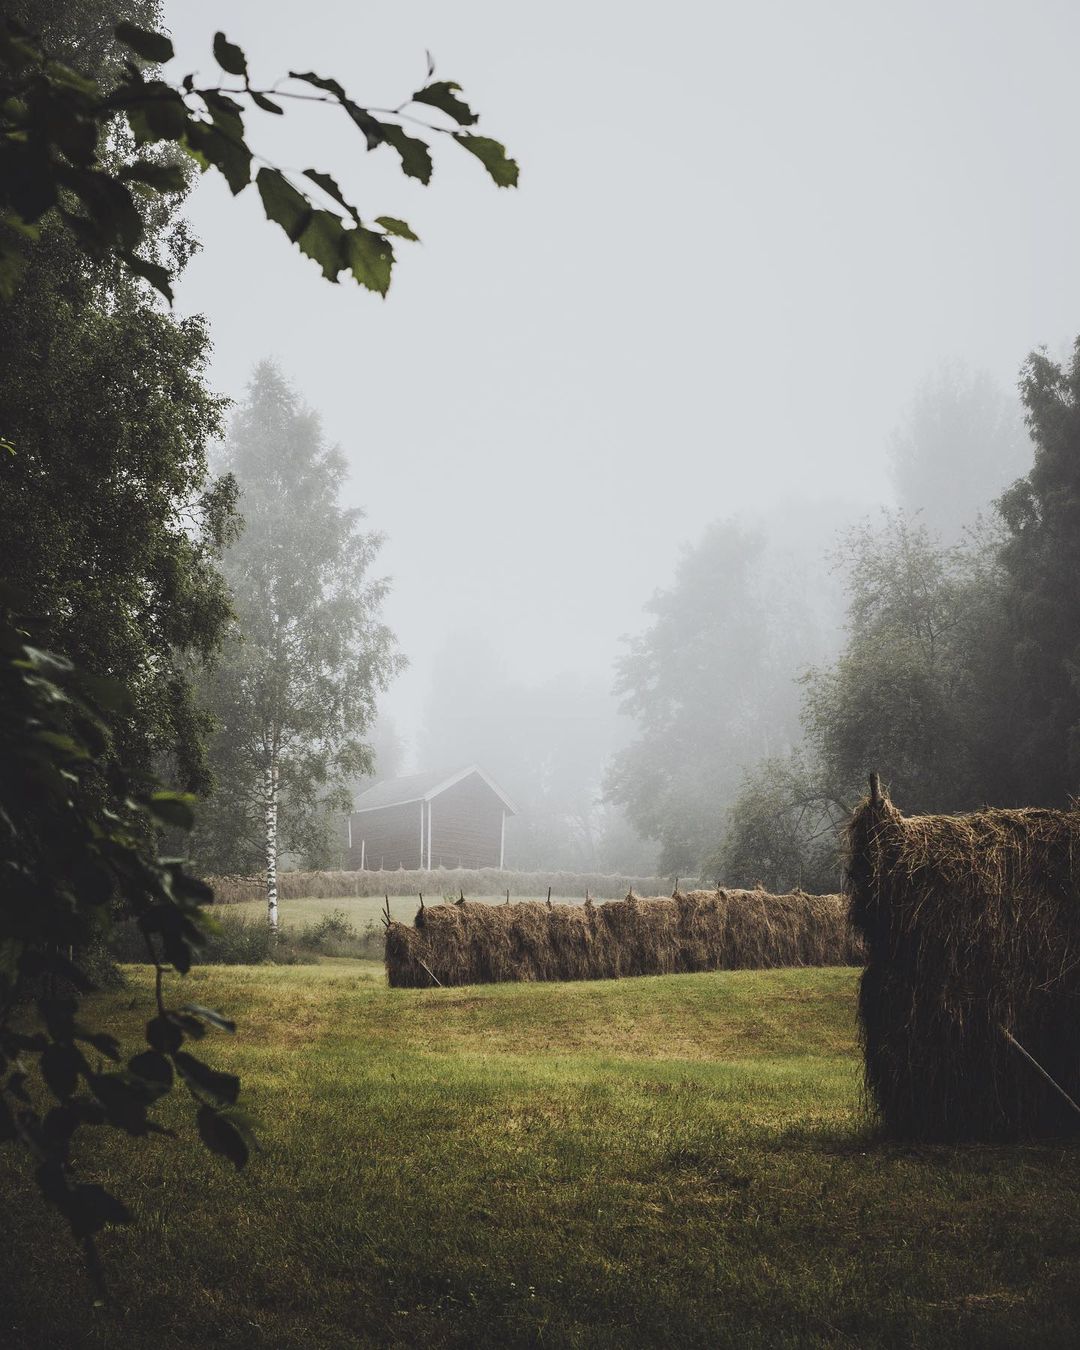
top-left (0, 17), bottom-right (518, 301)
top-left (0, 225), bottom-right (236, 799)
top-left (705, 751), bottom-right (846, 894)
top-left (194, 363), bottom-right (403, 887)
top-left (0, 602), bottom-right (251, 1285)
top-left (604, 522), bottom-right (816, 874)
top-left (720, 511), bottom-right (1025, 884)
top-left (801, 515), bottom-right (998, 813)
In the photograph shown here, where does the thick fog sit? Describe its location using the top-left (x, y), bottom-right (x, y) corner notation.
top-left (167, 0), bottom-right (1080, 857)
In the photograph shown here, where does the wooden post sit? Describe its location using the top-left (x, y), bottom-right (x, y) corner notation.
top-left (672, 876), bottom-right (679, 898)
top-left (1001, 1025), bottom-right (1080, 1120)
top-left (418, 958), bottom-right (443, 988)
top-left (869, 772), bottom-right (882, 806)
top-left (505, 888), bottom-right (510, 905)
top-left (547, 886), bottom-right (552, 904)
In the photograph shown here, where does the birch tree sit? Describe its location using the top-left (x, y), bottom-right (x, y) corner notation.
top-left (199, 362), bottom-right (402, 927)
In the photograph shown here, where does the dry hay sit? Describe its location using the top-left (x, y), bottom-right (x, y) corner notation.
top-left (847, 788), bottom-right (1080, 1142)
top-left (384, 888), bottom-right (861, 988)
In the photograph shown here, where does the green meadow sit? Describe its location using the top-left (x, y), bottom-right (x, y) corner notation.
top-left (229, 893), bottom-right (586, 931)
top-left (4, 962), bottom-right (1080, 1348)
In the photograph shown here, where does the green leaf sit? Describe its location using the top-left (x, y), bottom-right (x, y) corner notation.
top-left (73, 1026), bottom-right (120, 1060)
top-left (453, 134), bottom-right (519, 187)
top-left (184, 120), bottom-right (251, 195)
top-left (180, 1004), bottom-right (236, 1033)
top-left (64, 1182), bottom-right (132, 1238)
top-left (345, 227), bottom-right (393, 296)
top-left (57, 169), bottom-right (144, 250)
top-left (41, 1043), bottom-right (82, 1101)
top-left (124, 83), bottom-right (190, 143)
top-left (119, 160), bottom-right (189, 193)
top-left (174, 1052), bottom-right (240, 1107)
top-left (114, 23), bottom-right (174, 65)
top-left (302, 170), bottom-right (358, 221)
top-left (148, 792), bottom-right (195, 830)
top-left (375, 217), bottom-right (419, 242)
top-left (212, 32), bottom-right (247, 77)
top-left (34, 730), bottom-right (88, 758)
top-left (256, 168), bottom-right (312, 243)
top-left (128, 1050), bottom-right (173, 1095)
top-left (288, 70), bottom-right (347, 101)
top-left (88, 1072), bottom-right (150, 1134)
top-left (250, 90), bottom-right (283, 115)
top-left (146, 1015), bottom-right (182, 1054)
top-left (375, 124), bottom-right (433, 185)
top-left (298, 211), bottom-right (346, 280)
top-left (196, 1105), bottom-right (250, 1169)
top-left (118, 251), bottom-right (174, 303)
top-left (411, 81), bottom-right (478, 127)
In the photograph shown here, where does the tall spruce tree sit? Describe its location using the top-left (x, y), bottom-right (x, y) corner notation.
top-left (197, 363), bottom-right (402, 927)
top-left (996, 341), bottom-right (1080, 803)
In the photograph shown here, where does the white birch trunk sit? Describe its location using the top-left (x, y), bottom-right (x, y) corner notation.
top-left (265, 754), bottom-right (279, 935)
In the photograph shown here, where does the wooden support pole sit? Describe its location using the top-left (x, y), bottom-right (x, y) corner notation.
top-left (869, 771), bottom-right (882, 806)
top-left (418, 958), bottom-right (443, 988)
top-left (1001, 1025), bottom-right (1080, 1120)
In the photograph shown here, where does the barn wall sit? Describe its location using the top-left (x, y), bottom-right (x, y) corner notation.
top-left (347, 802), bottom-right (424, 870)
top-left (429, 774), bottom-right (505, 868)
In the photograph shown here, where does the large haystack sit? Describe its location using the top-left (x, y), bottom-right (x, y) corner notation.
top-left (848, 788), bottom-right (1080, 1142)
top-left (385, 888), bottom-right (860, 988)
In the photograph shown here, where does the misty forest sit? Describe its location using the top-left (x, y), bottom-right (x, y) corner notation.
top-left (6, 3), bottom-right (1080, 1347)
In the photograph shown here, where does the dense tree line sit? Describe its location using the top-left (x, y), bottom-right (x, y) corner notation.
top-left (612, 349), bottom-right (1080, 889)
top-left (1, 0), bottom-right (515, 1275)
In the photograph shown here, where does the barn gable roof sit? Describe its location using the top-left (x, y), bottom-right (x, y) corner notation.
top-left (351, 765), bottom-right (517, 816)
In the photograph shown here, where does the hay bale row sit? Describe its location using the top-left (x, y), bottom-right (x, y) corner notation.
top-left (385, 888), bottom-right (861, 988)
top-left (847, 788), bottom-right (1080, 1142)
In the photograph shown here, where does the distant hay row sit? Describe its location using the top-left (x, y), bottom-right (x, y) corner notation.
top-left (205, 867), bottom-right (684, 905)
top-left (848, 789), bottom-right (1080, 1142)
top-left (384, 888), bottom-right (862, 988)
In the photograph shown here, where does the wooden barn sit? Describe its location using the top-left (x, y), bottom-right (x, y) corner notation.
top-left (346, 765), bottom-right (517, 871)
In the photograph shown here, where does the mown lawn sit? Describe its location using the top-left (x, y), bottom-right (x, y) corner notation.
top-left (3, 964), bottom-right (1080, 1348)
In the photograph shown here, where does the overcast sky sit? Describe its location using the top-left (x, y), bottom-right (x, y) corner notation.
top-left (168, 0), bottom-right (1080, 765)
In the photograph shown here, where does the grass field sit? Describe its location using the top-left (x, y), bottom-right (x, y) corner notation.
top-left (4, 963), bottom-right (1080, 1348)
top-left (230, 893), bottom-right (585, 933)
